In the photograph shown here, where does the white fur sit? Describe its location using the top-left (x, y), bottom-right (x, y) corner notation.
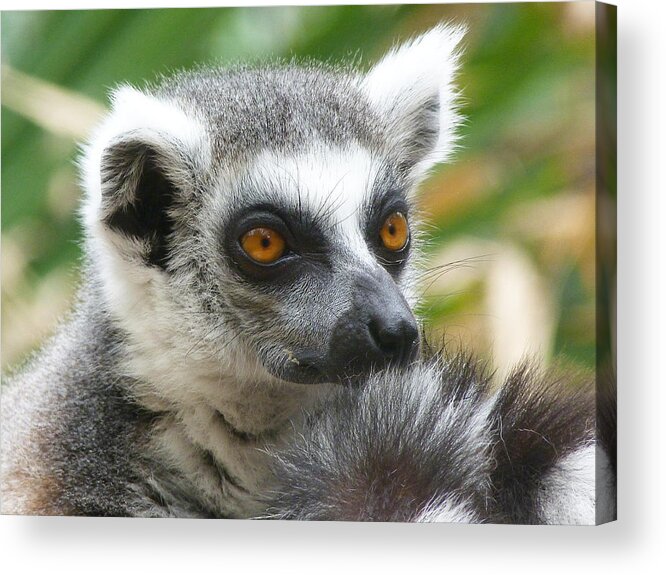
top-left (361, 23), bottom-right (466, 178)
top-left (246, 144), bottom-right (381, 267)
top-left (234, 143), bottom-right (421, 310)
top-left (537, 443), bottom-right (597, 525)
top-left (80, 88), bottom-right (215, 390)
top-left (80, 85), bottom-right (211, 228)
top-left (78, 87), bottom-right (241, 413)
top-left (417, 497), bottom-right (481, 523)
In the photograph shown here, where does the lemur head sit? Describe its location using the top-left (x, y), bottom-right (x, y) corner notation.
top-left (81, 25), bottom-right (464, 388)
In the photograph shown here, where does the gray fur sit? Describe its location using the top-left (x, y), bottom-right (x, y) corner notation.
top-left (1, 276), bottom-right (239, 517)
top-left (264, 354), bottom-right (616, 524)
top-left (156, 65), bottom-right (384, 162)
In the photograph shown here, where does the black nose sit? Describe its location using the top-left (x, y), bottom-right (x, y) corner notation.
top-left (325, 269), bottom-right (420, 382)
top-left (368, 315), bottom-right (419, 367)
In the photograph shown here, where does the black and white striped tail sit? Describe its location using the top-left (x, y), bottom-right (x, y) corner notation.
top-left (263, 353), bottom-right (617, 524)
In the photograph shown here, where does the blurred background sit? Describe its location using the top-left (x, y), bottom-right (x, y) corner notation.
top-left (1, 3), bottom-right (608, 377)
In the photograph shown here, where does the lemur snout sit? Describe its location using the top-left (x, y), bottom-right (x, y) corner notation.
top-left (368, 313), bottom-right (419, 366)
top-left (326, 269), bottom-right (419, 381)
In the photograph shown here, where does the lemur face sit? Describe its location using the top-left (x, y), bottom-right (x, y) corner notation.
top-left (82, 25), bottom-right (464, 386)
top-left (213, 143), bottom-right (419, 383)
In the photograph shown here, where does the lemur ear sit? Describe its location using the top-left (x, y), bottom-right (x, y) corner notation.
top-left (82, 86), bottom-right (209, 269)
top-left (361, 24), bottom-right (465, 179)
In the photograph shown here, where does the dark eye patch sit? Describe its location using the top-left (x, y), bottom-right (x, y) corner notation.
top-left (362, 174), bottom-right (412, 274)
top-left (221, 202), bottom-right (333, 283)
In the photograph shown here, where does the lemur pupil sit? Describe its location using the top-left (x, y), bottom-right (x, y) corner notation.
top-left (261, 238), bottom-right (270, 248)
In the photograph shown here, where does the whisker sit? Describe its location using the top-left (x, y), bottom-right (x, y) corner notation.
top-left (418, 253), bottom-right (495, 278)
top-left (184, 321), bottom-right (226, 358)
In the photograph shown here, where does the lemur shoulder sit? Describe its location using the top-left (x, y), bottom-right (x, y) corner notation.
top-left (1, 25), bottom-right (616, 523)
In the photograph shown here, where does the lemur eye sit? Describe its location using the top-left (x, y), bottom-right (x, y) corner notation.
top-left (240, 227), bottom-right (286, 264)
top-left (379, 212), bottom-right (409, 252)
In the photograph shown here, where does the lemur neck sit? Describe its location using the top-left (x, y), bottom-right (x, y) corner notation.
top-left (125, 342), bottom-right (335, 517)
top-left (82, 278), bottom-right (334, 517)
top-left (119, 329), bottom-right (333, 436)
top-left (81, 260), bottom-right (338, 515)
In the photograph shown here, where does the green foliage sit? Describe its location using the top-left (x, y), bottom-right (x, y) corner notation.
top-left (1, 4), bottom-right (602, 373)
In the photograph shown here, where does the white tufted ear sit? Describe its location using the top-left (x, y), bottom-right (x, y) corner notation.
top-left (80, 85), bottom-right (210, 268)
top-left (362, 24), bottom-right (466, 179)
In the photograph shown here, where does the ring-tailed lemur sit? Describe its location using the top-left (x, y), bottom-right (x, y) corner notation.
top-left (1, 24), bottom-right (615, 522)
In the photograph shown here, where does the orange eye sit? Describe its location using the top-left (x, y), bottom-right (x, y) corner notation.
top-left (379, 212), bottom-right (409, 252)
top-left (240, 227), bottom-right (286, 264)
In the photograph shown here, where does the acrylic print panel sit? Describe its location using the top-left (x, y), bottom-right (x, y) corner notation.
top-left (0, 2), bottom-right (616, 524)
